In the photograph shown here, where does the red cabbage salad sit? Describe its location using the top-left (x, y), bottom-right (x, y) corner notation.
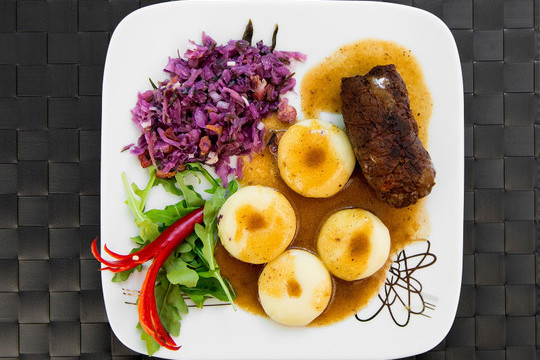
top-left (126, 23), bottom-right (306, 185)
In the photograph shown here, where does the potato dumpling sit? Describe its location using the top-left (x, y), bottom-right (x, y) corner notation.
top-left (258, 249), bottom-right (332, 326)
top-left (277, 119), bottom-right (356, 198)
top-left (217, 185), bottom-right (296, 264)
top-left (317, 208), bottom-right (390, 281)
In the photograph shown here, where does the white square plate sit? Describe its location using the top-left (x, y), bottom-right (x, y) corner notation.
top-left (101, 1), bottom-right (463, 359)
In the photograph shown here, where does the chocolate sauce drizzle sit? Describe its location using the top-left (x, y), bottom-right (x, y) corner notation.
top-left (356, 240), bottom-right (437, 327)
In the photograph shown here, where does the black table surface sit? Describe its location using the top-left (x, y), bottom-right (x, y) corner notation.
top-left (0, 0), bottom-right (538, 359)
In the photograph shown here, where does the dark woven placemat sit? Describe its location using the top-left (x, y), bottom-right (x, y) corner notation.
top-left (0, 0), bottom-right (538, 359)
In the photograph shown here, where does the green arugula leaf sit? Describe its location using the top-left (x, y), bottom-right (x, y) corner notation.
top-left (190, 181), bottom-right (239, 308)
top-left (227, 177), bottom-right (239, 195)
top-left (168, 283), bottom-right (189, 315)
top-left (197, 270), bottom-right (217, 278)
top-left (140, 272), bottom-right (190, 350)
top-left (162, 284), bottom-right (188, 336)
top-left (183, 293), bottom-right (207, 308)
top-left (185, 163), bottom-right (221, 194)
top-left (187, 256), bottom-right (203, 269)
top-left (185, 233), bottom-right (207, 266)
top-left (132, 168), bottom-right (157, 210)
top-left (195, 185), bottom-right (235, 271)
top-left (180, 251), bottom-right (196, 263)
top-left (111, 268), bottom-right (136, 283)
top-left (138, 323), bottom-right (160, 356)
top-left (152, 273), bottom-right (183, 338)
top-left (180, 276), bottom-right (232, 308)
top-left (177, 242), bottom-right (192, 253)
top-left (202, 188), bottom-right (226, 224)
top-left (130, 235), bottom-right (146, 246)
top-left (174, 174), bottom-right (205, 208)
top-left (160, 301), bottom-right (181, 336)
top-left (121, 172), bottom-right (145, 221)
top-left (164, 256), bottom-right (199, 287)
top-left (121, 172), bottom-right (160, 242)
top-left (138, 219), bottom-right (160, 243)
top-left (154, 271), bottom-right (168, 306)
top-left (144, 202), bottom-right (198, 227)
top-left (194, 223), bottom-right (214, 270)
top-left (155, 177), bottom-right (184, 196)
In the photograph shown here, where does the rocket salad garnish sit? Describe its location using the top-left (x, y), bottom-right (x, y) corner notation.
top-left (93, 164), bottom-right (237, 355)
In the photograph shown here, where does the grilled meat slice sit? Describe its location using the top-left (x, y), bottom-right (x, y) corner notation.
top-left (340, 64), bottom-right (435, 208)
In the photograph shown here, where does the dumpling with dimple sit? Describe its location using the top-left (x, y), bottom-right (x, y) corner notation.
top-left (317, 208), bottom-right (390, 281)
top-left (217, 185), bottom-right (296, 264)
top-left (277, 119), bottom-right (356, 198)
top-left (258, 249), bottom-right (332, 326)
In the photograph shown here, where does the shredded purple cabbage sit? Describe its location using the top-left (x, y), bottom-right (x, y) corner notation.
top-left (128, 32), bottom-right (306, 185)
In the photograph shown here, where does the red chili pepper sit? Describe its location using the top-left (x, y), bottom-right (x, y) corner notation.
top-left (93, 207), bottom-right (204, 350)
top-left (139, 238), bottom-right (181, 349)
top-left (91, 208), bottom-right (204, 272)
top-left (91, 235), bottom-right (173, 272)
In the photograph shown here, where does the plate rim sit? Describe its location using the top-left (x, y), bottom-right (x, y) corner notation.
top-left (100, 1), bottom-right (464, 358)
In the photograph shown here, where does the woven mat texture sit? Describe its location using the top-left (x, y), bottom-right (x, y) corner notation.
top-left (0, 0), bottom-right (538, 359)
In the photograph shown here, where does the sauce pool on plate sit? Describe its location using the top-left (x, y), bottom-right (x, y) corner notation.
top-left (215, 38), bottom-right (432, 326)
top-left (301, 38), bottom-right (432, 146)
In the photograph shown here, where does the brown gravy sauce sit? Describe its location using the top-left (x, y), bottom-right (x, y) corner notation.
top-left (215, 39), bottom-right (432, 326)
top-left (301, 39), bottom-right (432, 146)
